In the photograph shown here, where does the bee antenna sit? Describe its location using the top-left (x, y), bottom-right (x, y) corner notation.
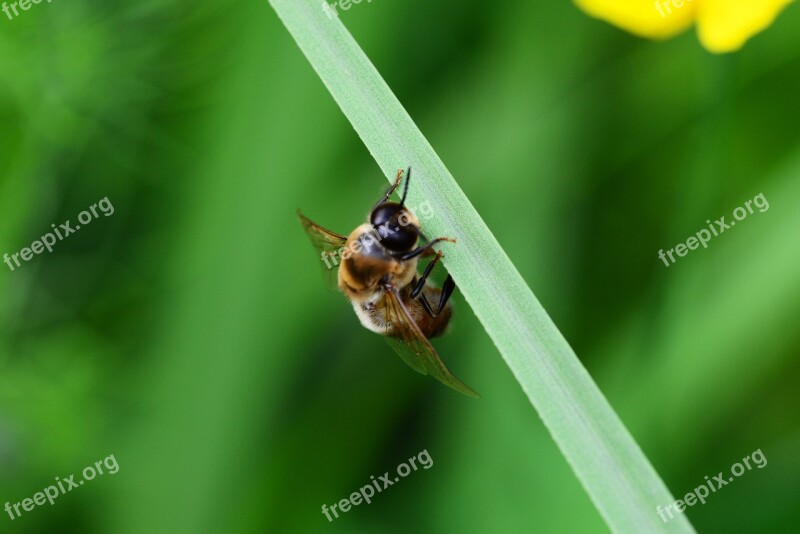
top-left (400, 167), bottom-right (411, 206)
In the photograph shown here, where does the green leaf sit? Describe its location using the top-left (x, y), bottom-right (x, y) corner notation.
top-left (268, 1), bottom-right (695, 531)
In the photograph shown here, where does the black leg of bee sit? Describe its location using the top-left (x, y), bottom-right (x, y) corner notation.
top-left (417, 276), bottom-right (456, 318)
top-left (437, 275), bottom-right (456, 314)
top-left (393, 237), bottom-right (455, 261)
top-left (374, 168), bottom-right (404, 209)
top-left (418, 293), bottom-right (436, 318)
top-left (411, 251), bottom-right (456, 318)
top-left (411, 252), bottom-right (442, 299)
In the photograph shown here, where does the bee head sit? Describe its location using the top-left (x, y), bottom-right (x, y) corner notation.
top-left (370, 202), bottom-right (419, 253)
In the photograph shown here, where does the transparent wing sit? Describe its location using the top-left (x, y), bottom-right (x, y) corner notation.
top-left (298, 211), bottom-right (347, 290)
top-left (382, 286), bottom-right (479, 398)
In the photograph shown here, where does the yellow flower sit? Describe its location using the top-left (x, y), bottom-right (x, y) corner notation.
top-left (575, 0), bottom-right (795, 53)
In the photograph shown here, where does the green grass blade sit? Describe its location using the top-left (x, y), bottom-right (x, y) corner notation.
top-left (267, 1), bottom-right (694, 531)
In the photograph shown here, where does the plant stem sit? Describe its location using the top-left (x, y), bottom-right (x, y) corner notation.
top-left (268, 1), bottom-right (695, 531)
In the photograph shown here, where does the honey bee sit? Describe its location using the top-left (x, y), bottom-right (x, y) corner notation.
top-left (298, 168), bottom-right (478, 398)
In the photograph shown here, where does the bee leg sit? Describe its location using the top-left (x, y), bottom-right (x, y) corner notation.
top-left (412, 253), bottom-right (456, 318)
top-left (437, 275), bottom-right (456, 314)
top-left (417, 276), bottom-right (455, 318)
top-left (394, 237), bottom-right (455, 261)
top-left (418, 293), bottom-right (437, 318)
top-left (411, 252), bottom-right (442, 299)
top-left (373, 168), bottom-right (405, 209)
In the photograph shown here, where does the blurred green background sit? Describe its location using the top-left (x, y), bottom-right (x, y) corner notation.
top-left (1, 1), bottom-right (799, 532)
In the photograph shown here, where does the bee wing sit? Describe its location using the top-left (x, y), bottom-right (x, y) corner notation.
top-left (298, 211), bottom-right (348, 290)
top-left (382, 286), bottom-right (479, 398)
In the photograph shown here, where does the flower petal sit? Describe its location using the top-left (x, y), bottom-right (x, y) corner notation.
top-left (696, 0), bottom-right (795, 53)
top-left (574, 0), bottom-right (696, 39)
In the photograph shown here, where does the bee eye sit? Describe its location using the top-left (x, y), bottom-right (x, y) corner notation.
top-left (380, 227), bottom-right (418, 252)
top-left (370, 203), bottom-right (419, 252)
top-left (370, 202), bottom-right (400, 227)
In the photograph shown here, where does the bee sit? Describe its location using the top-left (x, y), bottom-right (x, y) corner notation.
top-left (298, 168), bottom-right (478, 398)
